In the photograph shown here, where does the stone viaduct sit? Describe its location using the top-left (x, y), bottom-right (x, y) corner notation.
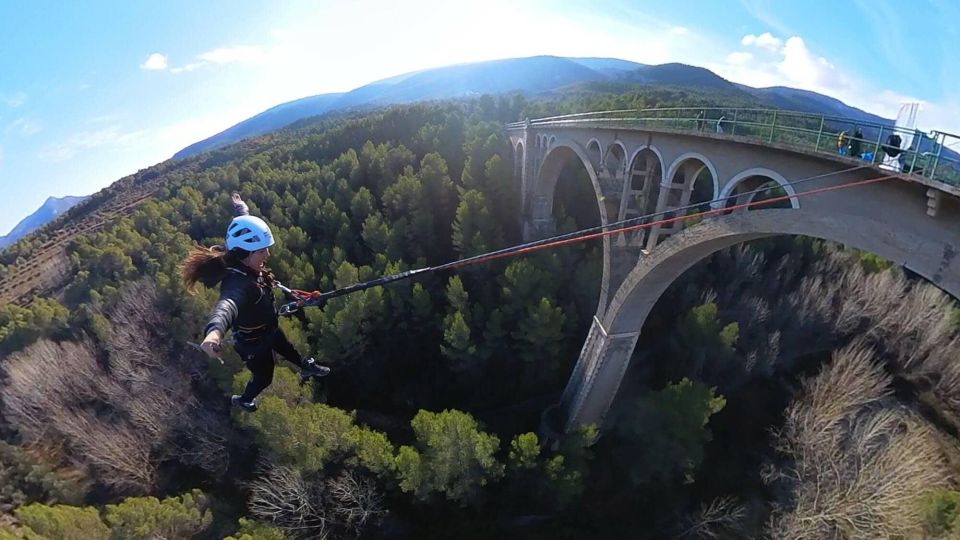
top-left (506, 109), bottom-right (960, 433)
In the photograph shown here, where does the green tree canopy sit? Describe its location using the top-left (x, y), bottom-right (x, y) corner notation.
top-left (396, 409), bottom-right (504, 503)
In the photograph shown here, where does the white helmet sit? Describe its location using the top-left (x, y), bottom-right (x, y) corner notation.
top-left (226, 215), bottom-right (275, 251)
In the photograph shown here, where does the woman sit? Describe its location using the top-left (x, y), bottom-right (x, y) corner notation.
top-left (181, 194), bottom-right (329, 412)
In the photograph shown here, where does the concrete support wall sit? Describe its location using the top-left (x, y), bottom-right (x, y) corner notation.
top-left (559, 317), bottom-right (640, 429)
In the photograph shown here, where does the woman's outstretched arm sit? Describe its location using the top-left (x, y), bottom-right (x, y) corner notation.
top-left (232, 192), bottom-right (250, 216)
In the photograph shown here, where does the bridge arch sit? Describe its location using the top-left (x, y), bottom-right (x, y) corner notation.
top-left (719, 167), bottom-right (799, 210)
top-left (586, 139), bottom-right (603, 171)
top-left (564, 207), bottom-right (960, 429)
top-left (617, 146), bottom-right (665, 246)
top-left (626, 144), bottom-right (665, 178)
top-left (665, 152), bottom-right (719, 202)
top-left (534, 141), bottom-right (614, 312)
top-left (605, 140), bottom-right (628, 172)
top-left (536, 142), bottom-right (602, 209)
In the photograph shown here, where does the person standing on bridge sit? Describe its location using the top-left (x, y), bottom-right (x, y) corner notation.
top-left (180, 193), bottom-right (329, 412)
top-left (849, 127), bottom-right (864, 158)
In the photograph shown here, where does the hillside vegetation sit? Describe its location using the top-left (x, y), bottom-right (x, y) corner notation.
top-left (1, 89), bottom-right (959, 539)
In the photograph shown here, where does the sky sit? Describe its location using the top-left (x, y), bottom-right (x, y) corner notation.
top-left (1, 0), bottom-right (957, 236)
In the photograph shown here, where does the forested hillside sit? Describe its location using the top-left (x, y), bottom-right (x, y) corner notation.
top-left (2, 89), bottom-right (960, 539)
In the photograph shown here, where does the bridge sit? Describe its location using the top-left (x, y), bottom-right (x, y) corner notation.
top-left (506, 107), bottom-right (960, 435)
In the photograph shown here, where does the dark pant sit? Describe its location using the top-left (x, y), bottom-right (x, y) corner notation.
top-left (238, 329), bottom-right (303, 401)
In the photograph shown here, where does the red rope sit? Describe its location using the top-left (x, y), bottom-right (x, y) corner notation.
top-left (451, 174), bottom-right (895, 269)
top-left (288, 289), bottom-right (321, 305)
top-left (281, 173), bottom-right (898, 313)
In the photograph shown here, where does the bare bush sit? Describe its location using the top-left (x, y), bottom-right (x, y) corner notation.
top-left (653, 241), bottom-right (960, 537)
top-left (249, 464), bottom-right (384, 539)
top-left (328, 469), bottom-right (385, 534)
top-left (685, 243), bottom-right (960, 414)
top-left (677, 496), bottom-right (748, 539)
top-left (0, 338), bottom-right (152, 491)
top-left (764, 342), bottom-right (950, 538)
top-left (0, 279), bottom-right (230, 493)
top-left (249, 464), bottom-right (331, 538)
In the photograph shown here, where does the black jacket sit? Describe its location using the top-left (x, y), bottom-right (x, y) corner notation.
top-left (204, 264), bottom-right (278, 352)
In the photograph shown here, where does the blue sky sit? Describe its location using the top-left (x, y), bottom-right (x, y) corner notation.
top-left (1, 0), bottom-right (956, 235)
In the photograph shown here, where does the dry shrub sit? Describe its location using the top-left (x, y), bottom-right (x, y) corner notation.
top-left (249, 464), bottom-right (384, 539)
top-left (764, 342), bottom-right (951, 538)
top-left (688, 243), bottom-right (960, 413)
top-left (659, 241), bottom-right (960, 537)
top-left (0, 279), bottom-right (229, 493)
top-left (249, 464), bottom-right (329, 537)
top-left (677, 496), bottom-right (748, 539)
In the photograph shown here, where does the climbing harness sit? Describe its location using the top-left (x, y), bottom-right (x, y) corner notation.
top-left (278, 165), bottom-right (892, 316)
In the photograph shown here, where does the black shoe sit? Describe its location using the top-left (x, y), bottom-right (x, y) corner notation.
top-left (231, 395), bottom-right (257, 412)
top-left (299, 358), bottom-right (331, 383)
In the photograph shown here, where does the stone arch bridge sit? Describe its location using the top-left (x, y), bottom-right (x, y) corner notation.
top-left (506, 108), bottom-right (960, 434)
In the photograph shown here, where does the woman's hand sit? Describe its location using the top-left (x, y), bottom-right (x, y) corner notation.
top-left (200, 330), bottom-right (224, 363)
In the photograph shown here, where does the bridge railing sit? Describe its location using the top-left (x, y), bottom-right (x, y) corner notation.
top-left (508, 108), bottom-right (960, 189)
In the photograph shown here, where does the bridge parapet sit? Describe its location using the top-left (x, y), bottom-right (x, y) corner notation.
top-left (508, 107), bottom-right (960, 195)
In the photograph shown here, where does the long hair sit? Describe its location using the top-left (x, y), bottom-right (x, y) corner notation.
top-left (180, 245), bottom-right (247, 294)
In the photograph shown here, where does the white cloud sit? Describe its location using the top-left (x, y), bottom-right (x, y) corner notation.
top-left (140, 53), bottom-right (168, 71)
top-left (776, 36), bottom-right (847, 90)
top-left (670, 26), bottom-right (689, 35)
top-left (38, 125), bottom-right (146, 162)
top-left (0, 91), bottom-right (27, 108)
top-left (709, 31), bottom-right (959, 134)
top-left (198, 45), bottom-right (266, 64)
top-left (5, 118), bottom-right (42, 137)
top-left (741, 32), bottom-right (782, 51)
top-left (719, 33), bottom-right (849, 93)
top-left (726, 52), bottom-right (753, 65)
top-left (164, 45), bottom-right (266, 74)
top-left (170, 62), bottom-right (204, 74)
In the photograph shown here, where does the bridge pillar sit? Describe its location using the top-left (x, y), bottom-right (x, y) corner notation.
top-left (519, 122), bottom-right (535, 217)
top-left (556, 317), bottom-right (640, 431)
top-left (616, 156), bottom-right (659, 247)
top-left (646, 160), bottom-right (702, 250)
top-left (522, 194), bottom-right (557, 240)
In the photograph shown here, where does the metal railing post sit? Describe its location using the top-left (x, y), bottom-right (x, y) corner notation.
top-left (769, 110), bottom-right (778, 143)
top-left (815, 116), bottom-right (825, 151)
top-left (873, 125), bottom-right (884, 164)
top-left (930, 133), bottom-right (944, 180)
top-left (732, 109), bottom-right (738, 136)
top-left (909, 129), bottom-right (921, 174)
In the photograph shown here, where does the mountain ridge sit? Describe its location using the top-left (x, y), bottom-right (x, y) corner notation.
top-left (172, 55), bottom-right (899, 160)
top-left (0, 195), bottom-right (89, 249)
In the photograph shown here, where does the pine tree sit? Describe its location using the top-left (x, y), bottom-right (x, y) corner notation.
top-left (395, 409), bottom-right (504, 503)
